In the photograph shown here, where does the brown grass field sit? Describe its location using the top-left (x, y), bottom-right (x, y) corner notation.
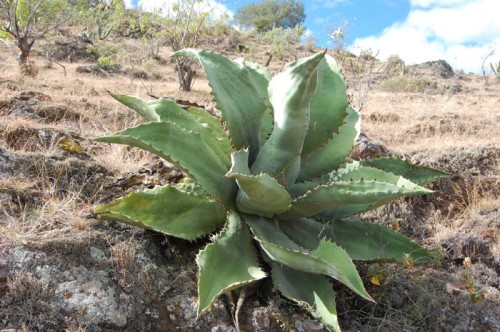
top-left (0, 31), bottom-right (498, 331)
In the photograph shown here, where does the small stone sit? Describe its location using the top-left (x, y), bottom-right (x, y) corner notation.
top-left (90, 246), bottom-right (108, 262)
top-left (446, 282), bottom-right (462, 295)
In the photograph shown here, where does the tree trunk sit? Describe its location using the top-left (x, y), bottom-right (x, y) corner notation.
top-left (175, 57), bottom-right (195, 92)
top-left (17, 37), bottom-right (37, 76)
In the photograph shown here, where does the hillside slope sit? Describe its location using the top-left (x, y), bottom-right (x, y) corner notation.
top-left (0, 30), bottom-right (499, 331)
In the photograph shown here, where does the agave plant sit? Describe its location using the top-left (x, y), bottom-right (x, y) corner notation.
top-left (95, 49), bottom-right (448, 331)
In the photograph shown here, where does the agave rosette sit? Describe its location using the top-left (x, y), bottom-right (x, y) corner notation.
top-left (95, 49), bottom-right (448, 331)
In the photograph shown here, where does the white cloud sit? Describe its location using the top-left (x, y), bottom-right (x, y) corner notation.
top-left (409, 0), bottom-right (468, 8)
top-left (350, 0), bottom-right (500, 73)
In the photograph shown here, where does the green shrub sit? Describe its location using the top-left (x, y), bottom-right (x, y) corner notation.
top-left (97, 55), bottom-right (115, 69)
top-left (379, 76), bottom-right (428, 93)
top-left (258, 25), bottom-right (304, 59)
top-left (95, 50), bottom-right (448, 331)
top-left (235, 0), bottom-right (305, 32)
top-left (385, 54), bottom-right (405, 77)
top-left (86, 40), bottom-right (122, 58)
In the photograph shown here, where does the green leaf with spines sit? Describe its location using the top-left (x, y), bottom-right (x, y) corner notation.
top-left (285, 179), bottom-right (432, 219)
top-left (95, 184), bottom-right (226, 241)
top-left (298, 107), bottom-right (360, 181)
top-left (243, 215), bottom-right (373, 302)
top-left (302, 55), bottom-right (349, 157)
top-left (226, 150), bottom-right (291, 217)
top-left (278, 218), bottom-right (433, 263)
top-left (270, 262), bottom-right (341, 332)
top-left (109, 93), bottom-right (232, 157)
top-left (359, 157), bottom-right (450, 185)
top-left (251, 51), bottom-right (325, 186)
top-left (95, 121), bottom-right (236, 207)
top-left (185, 106), bottom-right (232, 156)
top-left (172, 49), bottom-right (269, 162)
top-left (235, 58), bottom-right (273, 81)
top-left (196, 212), bottom-right (267, 314)
top-left (317, 162), bottom-right (434, 218)
top-left (109, 92), bottom-right (162, 122)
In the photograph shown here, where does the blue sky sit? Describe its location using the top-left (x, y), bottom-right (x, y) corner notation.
top-left (134, 0), bottom-right (500, 73)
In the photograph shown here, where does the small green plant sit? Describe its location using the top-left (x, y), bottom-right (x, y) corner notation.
top-left (95, 50), bottom-right (448, 331)
top-left (462, 257), bottom-right (485, 303)
top-left (97, 55), bottom-right (115, 69)
top-left (379, 76), bottom-right (428, 93)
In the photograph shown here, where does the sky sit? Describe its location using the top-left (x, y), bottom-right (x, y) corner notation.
top-left (130, 0), bottom-right (500, 74)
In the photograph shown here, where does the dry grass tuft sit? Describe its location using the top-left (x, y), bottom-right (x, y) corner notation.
top-left (0, 271), bottom-right (63, 330)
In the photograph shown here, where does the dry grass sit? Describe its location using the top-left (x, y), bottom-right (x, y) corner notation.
top-left (0, 271), bottom-right (63, 329)
top-left (361, 90), bottom-right (500, 153)
top-left (0, 188), bottom-right (91, 246)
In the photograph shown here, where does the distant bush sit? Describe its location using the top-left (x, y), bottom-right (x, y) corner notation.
top-left (379, 76), bottom-right (428, 93)
top-left (258, 25), bottom-right (304, 59)
top-left (385, 55), bottom-right (405, 77)
top-left (359, 49), bottom-right (376, 61)
top-left (97, 55), bottom-right (115, 69)
top-left (235, 0), bottom-right (305, 32)
top-left (86, 40), bottom-right (122, 58)
top-left (303, 34), bottom-right (317, 51)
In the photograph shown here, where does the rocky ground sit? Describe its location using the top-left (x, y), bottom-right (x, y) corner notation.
top-left (0, 31), bottom-right (499, 331)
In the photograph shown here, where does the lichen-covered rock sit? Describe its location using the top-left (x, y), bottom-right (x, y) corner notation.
top-left (0, 237), bottom-right (334, 331)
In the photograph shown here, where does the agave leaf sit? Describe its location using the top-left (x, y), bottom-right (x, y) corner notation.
top-left (109, 94), bottom-right (231, 157)
top-left (233, 59), bottom-right (275, 143)
top-left (109, 92), bottom-right (161, 122)
top-left (316, 162), bottom-right (434, 218)
top-left (299, 107), bottom-right (360, 182)
top-left (278, 218), bottom-right (433, 263)
top-left (172, 49), bottom-right (269, 161)
top-left (360, 158), bottom-right (450, 185)
top-left (95, 184), bottom-right (226, 241)
top-left (232, 59), bottom-right (274, 144)
top-left (286, 180), bottom-right (432, 219)
top-left (243, 215), bottom-right (373, 302)
top-left (336, 161), bottom-right (425, 187)
top-left (302, 55), bottom-right (349, 156)
top-left (251, 51), bottom-right (325, 186)
top-left (226, 150), bottom-right (291, 217)
top-left (185, 106), bottom-right (232, 155)
top-left (95, 121), bottom-right (236, 207)
top-left (259, 107), bottom-right (274, 145)
top-left (270, 262), bottom-right (341, 332)
top-left (197, 212), bottom-right (267, 314)
top-left (235, 58), bottom-right (273, 81)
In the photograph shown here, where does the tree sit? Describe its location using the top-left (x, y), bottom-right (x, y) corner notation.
top-left (77, 0), bottom-right (125, 43)
top-left (140, 0), bottom-right (227, 91)
top-left (234, 0), bottom-right (305, 32)
top-left (0, 0), bottom-right (70, 75)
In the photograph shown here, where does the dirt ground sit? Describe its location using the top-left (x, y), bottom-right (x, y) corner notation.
top-left (0, 31), bottom-right (499, 331)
